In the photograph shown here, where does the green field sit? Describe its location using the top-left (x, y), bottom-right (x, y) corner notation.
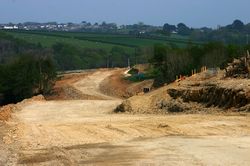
top-left (4, 30), bottom-right (195, 52)
top-left (5, 32), bottom-right (134, 53)
top-left (41, 31), bottom-right (190, 47)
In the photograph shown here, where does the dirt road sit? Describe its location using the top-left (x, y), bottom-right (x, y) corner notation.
top-left (2, 69), bottom-right (250, 165)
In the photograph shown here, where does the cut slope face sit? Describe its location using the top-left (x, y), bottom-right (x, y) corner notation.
top-left (168, 80), bottom-right (249, 109)
top-left (117, 70), bottom-right (250, 114)
top-left (99, 69), bottom-right (154, 98)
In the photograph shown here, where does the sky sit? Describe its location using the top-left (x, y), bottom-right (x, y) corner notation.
top-left (0, 0), bottom-right (249, 28)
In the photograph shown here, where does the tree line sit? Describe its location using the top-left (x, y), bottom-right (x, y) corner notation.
top-left (52, 42), bottom-right (151, 71)
top-left (0, 32), bottom-right (56, 105)
top-left (162, 20), bottom-right (250, 45)
top-left (150, 42), bottom-right (250, 87)
top-left (0, 54), bottom-right (56, 105)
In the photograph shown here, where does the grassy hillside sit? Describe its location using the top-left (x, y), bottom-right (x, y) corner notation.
top-left (5, 31), bottom-right (134, 53)
top-left (4, 30), bottom-right (194, 49)
top-left (1, 30), bottom-right (202, 71)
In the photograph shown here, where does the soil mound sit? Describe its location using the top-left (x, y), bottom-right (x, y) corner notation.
top-left (116, 69), bottom-right (250, 114)
top-left (0, 95), bottom-right (45, 121)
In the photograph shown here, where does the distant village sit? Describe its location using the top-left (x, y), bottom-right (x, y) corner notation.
top-left (0, 21), bottom-right (162, 34)
top-left (1, 20), bottom-right (247, 44)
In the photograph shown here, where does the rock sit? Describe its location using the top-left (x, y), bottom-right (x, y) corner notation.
top-left (167, 89), bottom-right (183, 99)
top-left (156, 99), bottom-right (186, 113)
top-left (167, 102), bottom-right (184, 112)
top-left (114, 100), bottom-right (132, 113)
top-left (157, 124), bottom-right (170, 128)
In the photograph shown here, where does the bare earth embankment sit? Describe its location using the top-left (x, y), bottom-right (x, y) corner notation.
top-left (0, 69), bottom-right (250, 165)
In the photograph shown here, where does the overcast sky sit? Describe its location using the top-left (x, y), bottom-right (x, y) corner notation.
top-left (0, 0), bottom-right (249, 28)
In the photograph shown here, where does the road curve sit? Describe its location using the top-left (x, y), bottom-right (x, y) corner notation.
top-left (2, 69), bottom-right (250, 166)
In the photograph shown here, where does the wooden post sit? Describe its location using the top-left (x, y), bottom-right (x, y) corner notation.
top-left (127, 58), bottom-right (130, 69)
top-left (247, 50), bottom-right (250, 69)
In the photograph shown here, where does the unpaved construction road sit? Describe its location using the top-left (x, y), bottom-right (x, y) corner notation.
top-left (1, 69), bottom-right (250, 165)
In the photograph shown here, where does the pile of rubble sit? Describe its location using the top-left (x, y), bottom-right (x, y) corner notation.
top-left (225, 52), bottom-right (250, 78)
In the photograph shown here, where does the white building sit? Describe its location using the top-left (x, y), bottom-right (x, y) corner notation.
top-left (3, 25), bottom-right (18, 29)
